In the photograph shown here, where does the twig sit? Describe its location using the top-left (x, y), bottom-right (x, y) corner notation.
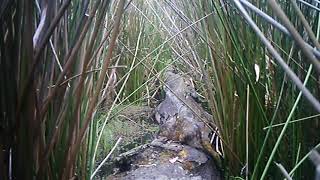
top-left (114, 143), bottom-right (150, 162)
top-left (90, 137), bottom-right (122, 179)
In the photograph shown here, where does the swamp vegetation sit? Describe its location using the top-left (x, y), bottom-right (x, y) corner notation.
top-left (1, 0), bottom-right (320, 179)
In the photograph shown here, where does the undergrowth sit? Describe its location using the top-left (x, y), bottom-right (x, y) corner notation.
top-left (1, 0), bottom-right (320, 179)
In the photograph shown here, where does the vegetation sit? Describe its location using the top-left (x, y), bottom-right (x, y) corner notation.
top-left (1, 0), bottom-right (320, 179)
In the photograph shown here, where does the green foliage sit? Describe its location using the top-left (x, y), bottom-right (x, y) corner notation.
top-left (1, 0), bottom-right (320, 179)
top-left (94, 109), bottom-right (158, 161)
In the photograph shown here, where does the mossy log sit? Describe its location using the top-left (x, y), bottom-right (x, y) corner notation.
top-left (107, 68), bottom-right (223, 180)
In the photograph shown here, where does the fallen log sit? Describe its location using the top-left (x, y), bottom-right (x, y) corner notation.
top-left (107, 68), bottom-right (224, 180)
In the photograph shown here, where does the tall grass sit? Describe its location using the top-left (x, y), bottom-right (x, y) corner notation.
top-left (172, 0), bottom-right (320, 179)
top-left (1, 0), bottom-right (125, 179)
top-left (135, 0), bottom-right (320, 179)
top-left (1, 0), bottom-right (320, 179)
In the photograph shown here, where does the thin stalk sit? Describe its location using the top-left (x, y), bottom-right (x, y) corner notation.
top-left (18, 0), bottom-right (72, 111)
top-left (260, 64), bottom-right (313, 179)
top-left (233, 0), bottom-right (320, 112)
top-left (289, 142), bottom-right (320, 175)
top-left (291, 143), bottom-right (301, 178)
top-left (39, 0), bottom-right (101, 124)
top-left (275, 162), bottom-right (293, 180)
top-left (92, 29), bottom-right (143, 165)
top-left (263, 114), bottom-right (320, 130)
top-left (246, 84), bottom-right (249, 180)
top-left (61, 0), bottom-right (125, 179)
top-left (239, 0), bottom-right (320, 58)
top-left (90, 137), bottom-right (122, 179)
top-left (268, 0), bottom-right (320, 73)
top-left (297, 0), bottom-right (320, 12)
top-left (112, 11), bottom-right (216, 97)
top-left (252, 44), bottom-right (294, 178)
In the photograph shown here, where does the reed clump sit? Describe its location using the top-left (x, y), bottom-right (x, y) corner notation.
top-left (1, 0), bottom-right (319, 179)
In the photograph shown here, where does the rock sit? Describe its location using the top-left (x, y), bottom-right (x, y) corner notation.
top-left (108, 142), bottom-right (222, 180)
